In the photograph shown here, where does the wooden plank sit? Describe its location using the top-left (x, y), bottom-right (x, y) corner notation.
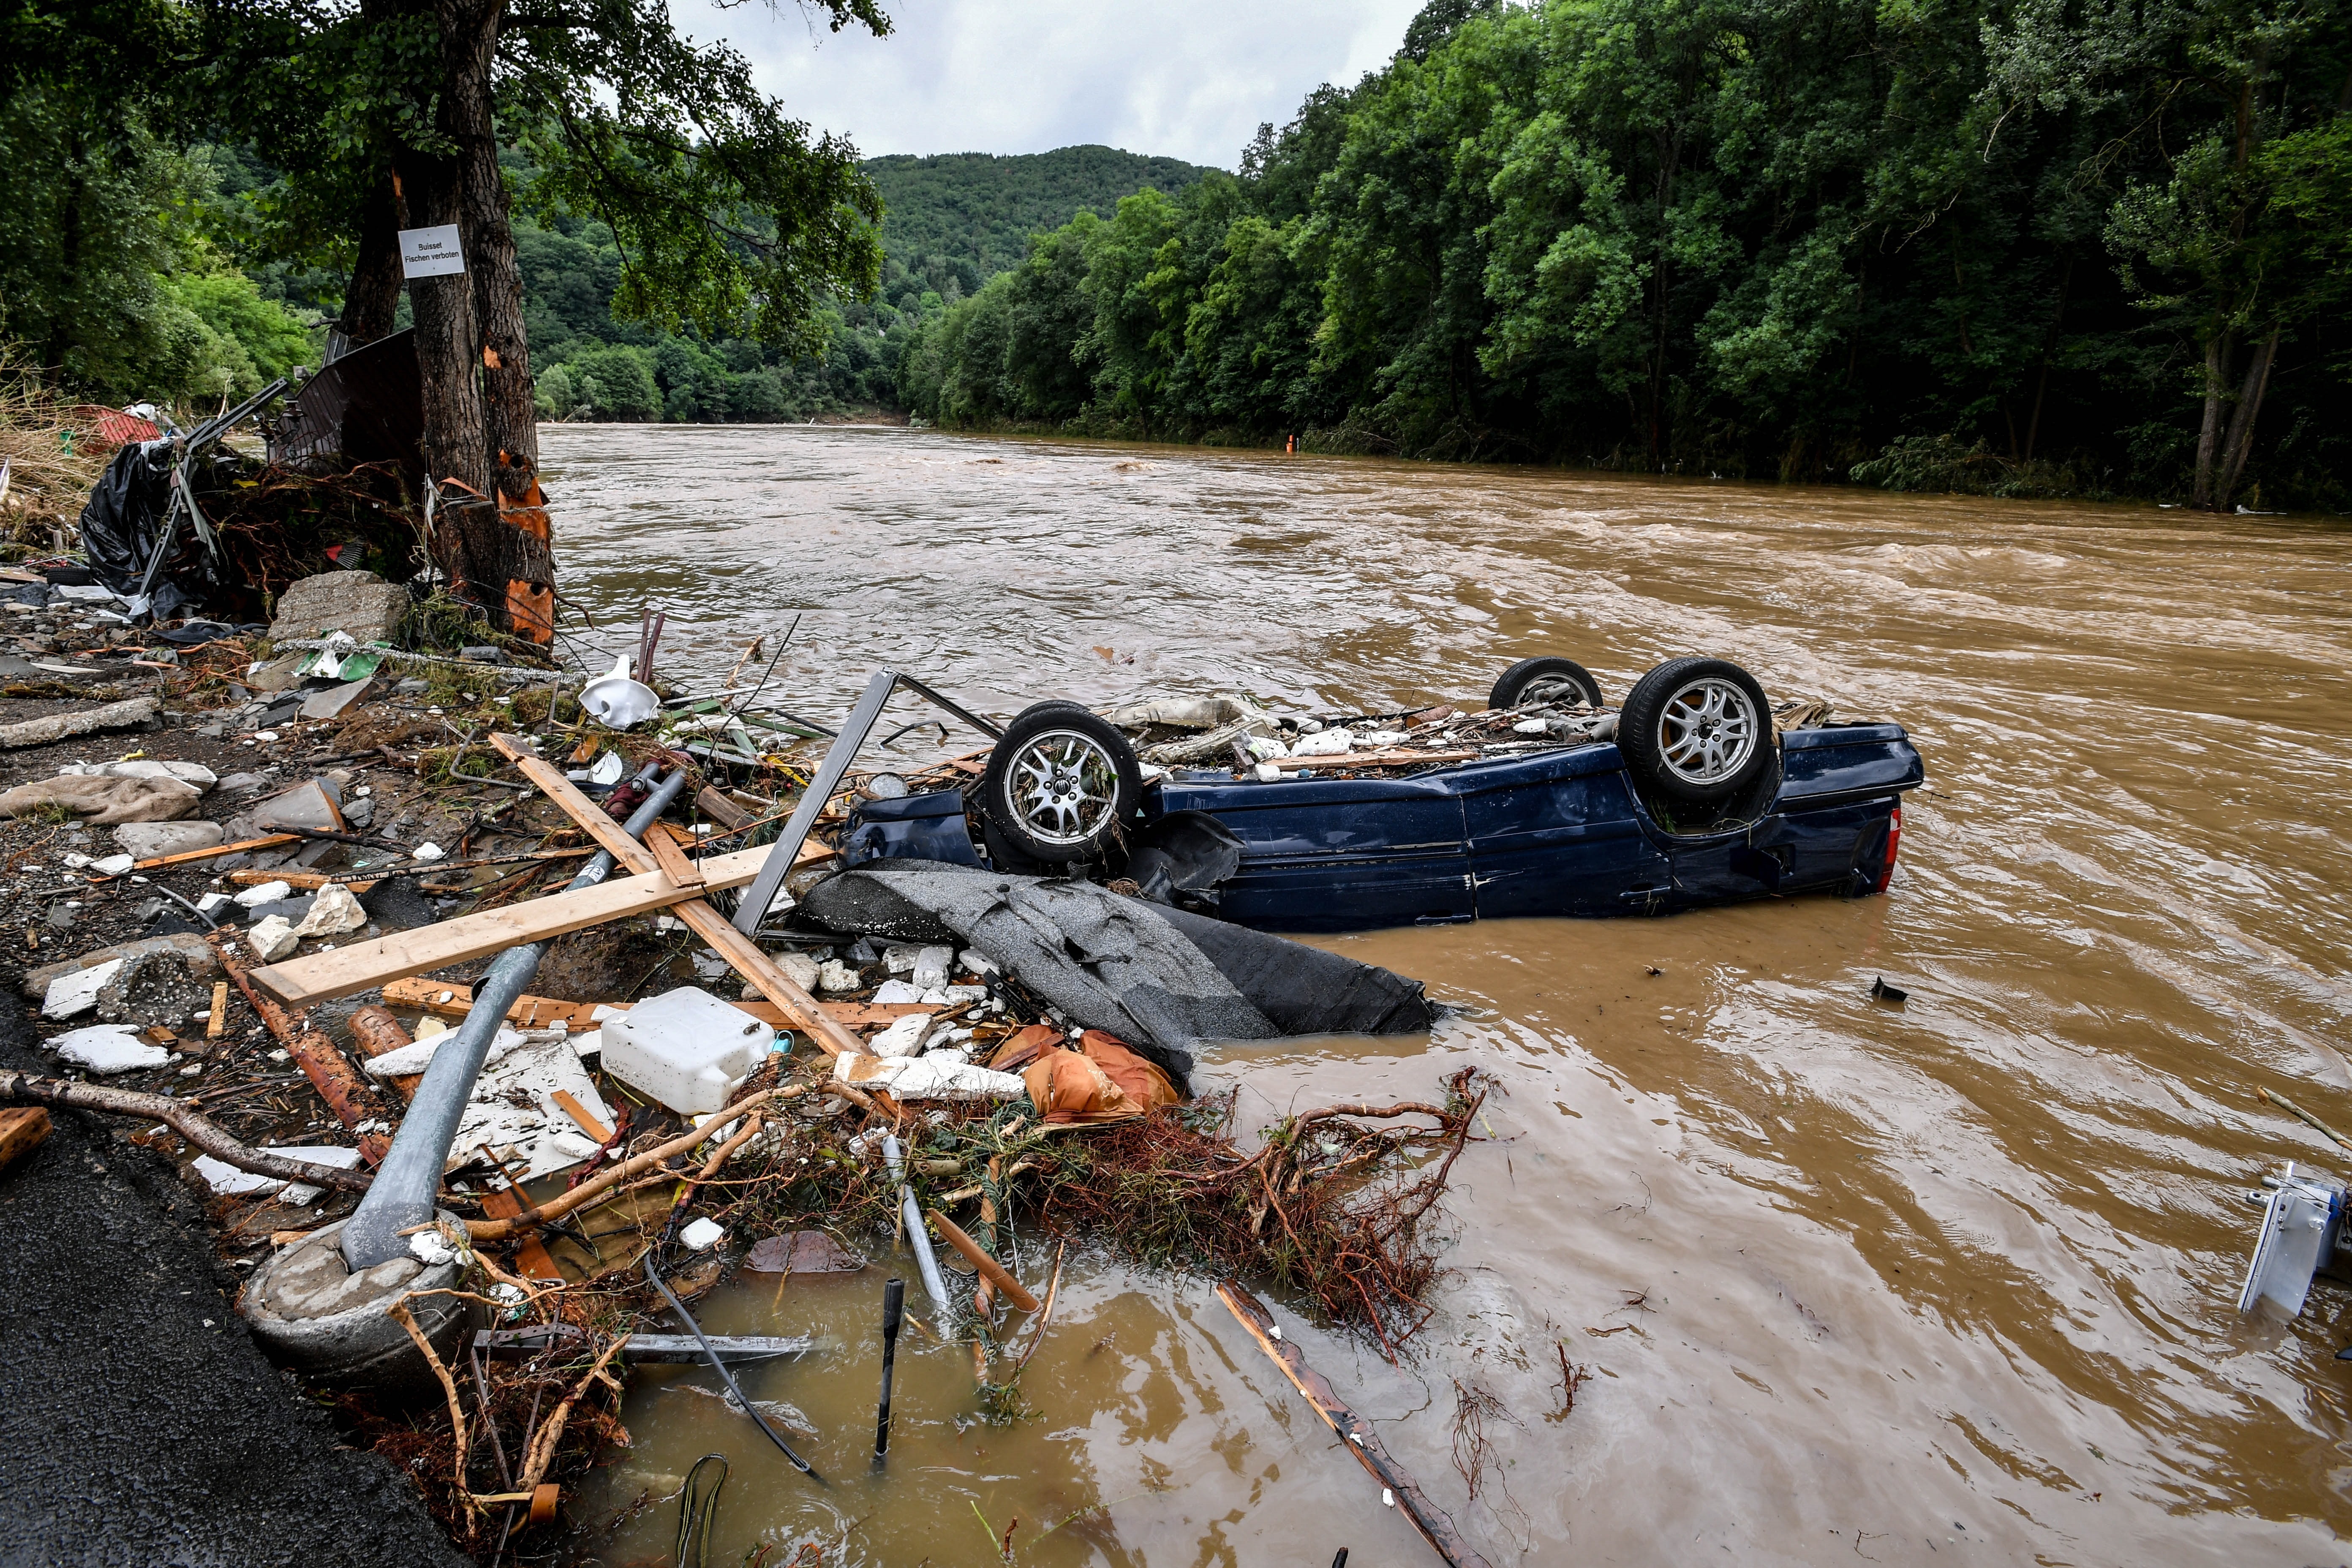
top-left (644, 822), bottom-right (706, 893)
top-left (487, 733), bottom-right (863, 1060)
top-left (381, 979), bottom-right (918, 1035)
top-left (694, 785), bottom-right (750, 830)
top-left (476, 1184), bottom-right (563, 1280)
top-left (550, 1089), bottom-right (611, 1143)
top-left (205, 982), bottom-right (228, 1039)
top-left (1215, 1282), bottom-right (1492, 1568)
top-left (249, 844), bottom-right (771, 1009)
top-left (133, 832), bottom-right (300, 872)
top-left (0, 1107), bottom-right (51, 1173)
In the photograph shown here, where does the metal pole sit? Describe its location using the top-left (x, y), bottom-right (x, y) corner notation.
top-left (884, 1133), bottom-right (953, 1315)
top-left (730, 668), bottom-right (899, 936)
top-left (873, 1276), bottom-right (905, 1460)
top-left (339, 762), bottom-right (689, 1269)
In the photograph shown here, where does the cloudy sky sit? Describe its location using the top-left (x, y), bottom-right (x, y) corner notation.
top-left (675, 0), bottom-right (1429, 170)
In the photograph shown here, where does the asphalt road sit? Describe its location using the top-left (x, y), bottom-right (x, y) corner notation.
top-left (0, 995), bottom-right (468, 1568)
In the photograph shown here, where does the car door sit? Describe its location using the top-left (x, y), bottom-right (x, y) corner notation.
top-left (1452, 746), bottom-right (1673, 917)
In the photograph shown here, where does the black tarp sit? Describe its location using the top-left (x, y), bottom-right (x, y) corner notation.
top-left (75, 443), bottom-right (170, 595)
top-left (797, 862), bottom-right (1437, 1088)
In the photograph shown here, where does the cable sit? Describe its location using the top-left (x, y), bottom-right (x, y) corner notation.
top-left (674, 1453), bottom-right (728, 1568)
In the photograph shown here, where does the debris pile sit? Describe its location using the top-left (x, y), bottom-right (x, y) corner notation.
top-left (0, 587), bottom-right (1488, 1561)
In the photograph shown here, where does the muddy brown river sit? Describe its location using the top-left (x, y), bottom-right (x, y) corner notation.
top-left (539, 424), bottom-right (2352, 1566)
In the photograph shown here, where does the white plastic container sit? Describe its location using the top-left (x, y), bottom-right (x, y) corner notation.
top-left (600, 986), bottom-right (772, 1114)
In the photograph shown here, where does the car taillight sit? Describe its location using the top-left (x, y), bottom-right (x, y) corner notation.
top-left (1873, 805), bottom-right (1902, 893)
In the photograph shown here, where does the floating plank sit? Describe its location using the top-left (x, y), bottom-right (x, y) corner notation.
top-left (1215, 1282), bottom-right (1492, 1568)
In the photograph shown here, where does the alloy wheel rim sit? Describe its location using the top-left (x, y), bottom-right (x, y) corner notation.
top-left (1006, 729), bottom-right (1120, 846)
top-left (1655, 677), bottom-right (1758, 784)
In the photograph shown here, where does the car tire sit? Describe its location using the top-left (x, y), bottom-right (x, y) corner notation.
top-left (980, 702), bottom-right (1144, 865)
top-left (1618, 656), bottom-right (1773, 806)
top-left (1489, 656), bottom-right (1604, 710)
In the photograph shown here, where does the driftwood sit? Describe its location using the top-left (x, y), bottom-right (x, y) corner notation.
top-left (0, 695), bottom-right (157, 749)
top-left (1217, 1281), bottom-right (1492, 1568)
top-left (0, 1070), bottom-right (375, 1192)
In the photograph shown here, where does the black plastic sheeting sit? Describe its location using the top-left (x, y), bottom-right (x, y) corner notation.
top-left (797, 862), bottom-right (1437, 1089)
top-left (76, 443), bottom-right (170, 596)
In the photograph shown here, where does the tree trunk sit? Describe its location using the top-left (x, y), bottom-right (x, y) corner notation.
top-left (2192, 327), bottom-right (2232, 509)
top-left (338, 176), bottom-right (407, 350)
top-left (395, 141), bottom-right (491, 574)
top-left (441, 0), bottom-right (554, 642)
top-left (2213, 324), bottom-right (2279, 512)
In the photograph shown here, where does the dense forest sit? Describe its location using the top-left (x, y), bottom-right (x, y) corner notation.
top-left (898, 0), bottom-right (2352, 509)
top-left (521, 145), bottom-right (1206, 423)
top-left (4, 0), bottom-right (2347, 508)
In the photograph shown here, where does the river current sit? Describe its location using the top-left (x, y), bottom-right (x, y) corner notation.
top-left (542, 422), bottom-right (2352, 1566)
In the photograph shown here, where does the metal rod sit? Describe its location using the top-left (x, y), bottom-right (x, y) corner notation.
top-left (893, 672), bottom-right (1005, 740)
top-left (886, 1134), bottom-right (953, 1315)
top-left (643, 1254), bottom-right (822, 1480)
top-left (338, 762), bottom-right (686, 1269)
top-left (731, 668), bottom-right (898, 936)
top-left (874, 1276), bottom-right (905, 1459)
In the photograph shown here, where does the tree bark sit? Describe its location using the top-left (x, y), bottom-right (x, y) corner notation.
top-left (442, 0), bottom-right (555, 642)
top-left (2214, 324), bottom-right (2279, 512)
top-left (395, 140), bottom-right (492, 555)
top-left (2192, 327), bottom-right (2231, 509)
top-left (338, 175), bottom-right (407, 350)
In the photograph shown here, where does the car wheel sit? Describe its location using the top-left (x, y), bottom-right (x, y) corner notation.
top-left (1489, 656), bottom-right (1604, 710)
top-left (980, 702), bottom-right (1144, 864)
top-left (1618, 656), bottom-right (1773, 806)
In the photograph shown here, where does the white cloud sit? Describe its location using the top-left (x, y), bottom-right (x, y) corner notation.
top-left (675, 0), bottom-right (1427, 168)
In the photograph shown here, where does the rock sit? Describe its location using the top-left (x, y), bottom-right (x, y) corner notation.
top-left (958, 948), bottom-right (998, 978)
top-left (293, 882), bottom-right (368, 938)
top-left (64, 759), bottom-right (217, 791)
top-left (816, 959), bottom-right (863, 994)
top-left (254, 778), bottom-right (345, 833)
top-left (42, 959), bottom-right (122, 1020)
top-left (243, 653), bottom-right (311, 694)
top-left (248, 915), bottom-right (299, 962)
top-left (458, 645), bottom-right (506, 665)
top-left (215, 772), bottom-right (271, 794)
top-left (19, 933), bottom-right (218, 999)
top-left (196, 1146), bottom-right (370, 1211)
top-left (0, 774), bottom-right (202, 824)
top-left (0, 695), bottom-right (159, 750)
top-left (48, 1022), bottom-right (170, 1073)
top-left (870, 979), bottom-right (925, 1005)
top-left (234, 880), bottom-right (294, 908)
top-left (113, 820), bottom-right (225, 859)
top-left (679, 1218), bottom-right (726, 1251)
top-left (739, 951), bottom-right (820, 1001)
top-left (909, 945), bottom-right (953, 991)
top-left (394, 678), bottom-right (429, 695)
top-left (341, 796), bottom-right (374, 828)
top-left (300, 678), bottom-right (376, 721)
top-left (266, 570), bottom-right (408, 646)
top-left (96, 951), bottom-right (210, 1028)
top-left (867, 1013), bottom-right (937, 1059)
top-left (89, 854), bottom-right (134, 877)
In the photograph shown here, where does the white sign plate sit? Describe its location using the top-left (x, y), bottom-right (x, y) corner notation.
top-left (398, 224), bottom-right (466, 279)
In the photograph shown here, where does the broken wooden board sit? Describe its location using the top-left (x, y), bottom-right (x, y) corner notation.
top-left (249, 844), bottom-right (770, 1009)
top-left (477, 1183), bottom-right (563, 1281)
top-left (0, 1107), bottom-right (52, 1173)
top-left (1214, 1281), bottom-right (1493, 1568)
top-left (381, 977), bottom-right (926, 1035)
top-left (487, 733), bottom-right (863, 1059)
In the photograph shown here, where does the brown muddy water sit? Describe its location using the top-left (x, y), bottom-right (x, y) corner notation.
top-left (541, 423), bottom-right (2352, 1566)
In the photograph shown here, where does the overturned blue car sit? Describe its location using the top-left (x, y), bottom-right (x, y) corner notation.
top-left (835, 654), bottom-right (1924, 934)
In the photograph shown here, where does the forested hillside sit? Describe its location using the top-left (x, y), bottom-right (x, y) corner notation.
top-left (865, 148), bottom-right (1207, 276)
top-left (520, 145), bottom-right (1206, 424)
top-left (898, 0), bottom-right (2352, 511)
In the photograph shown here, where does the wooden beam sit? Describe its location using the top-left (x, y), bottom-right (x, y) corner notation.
top-left (0, 1107), bottom-right (51, 1174)
top-left (248, 845), bottom-right (770, 1009)
top-left (644, 822), bottom-right (706, 893)
top-left (380, 978), bottom-right (923, 1034)
top-left (133, 832), bottom-right (301, 872)
top-left (486, 733), bottom-right (863, 1059)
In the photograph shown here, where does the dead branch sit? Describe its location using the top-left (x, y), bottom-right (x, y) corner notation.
top-left (0, 1071), bottom-right (375, 1192)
